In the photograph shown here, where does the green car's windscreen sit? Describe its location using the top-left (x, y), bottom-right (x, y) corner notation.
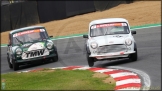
top-left (12, 28), bottom-right (48, 45)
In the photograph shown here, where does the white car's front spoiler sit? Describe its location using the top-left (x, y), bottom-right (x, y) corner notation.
top-left (90, 51), bottom-right (136, 59)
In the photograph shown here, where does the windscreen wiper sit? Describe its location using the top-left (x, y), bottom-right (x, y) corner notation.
top-left (15, 37), bottom-right (23, 45)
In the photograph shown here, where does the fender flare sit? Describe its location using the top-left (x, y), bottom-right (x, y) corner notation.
top-left (134, 42), bottom-right (137, 49)
top-left (86, 45), bottom-right (91, 54)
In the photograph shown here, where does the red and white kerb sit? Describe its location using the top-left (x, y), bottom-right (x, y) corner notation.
top-left (17, 66), bottom-right (141, 90)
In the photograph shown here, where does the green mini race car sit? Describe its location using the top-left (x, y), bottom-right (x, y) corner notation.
top-left (7, 26), bottom-right (58, 71)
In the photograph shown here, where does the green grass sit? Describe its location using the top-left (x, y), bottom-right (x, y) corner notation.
top-left (1, 69), bottom-right (115, 90)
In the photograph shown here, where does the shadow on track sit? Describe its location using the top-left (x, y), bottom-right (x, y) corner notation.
top-left (94, 58), bottom-right (139, 68)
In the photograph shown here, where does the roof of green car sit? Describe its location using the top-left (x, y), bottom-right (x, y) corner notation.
top-left (10, 26), bottom-right (45, 34)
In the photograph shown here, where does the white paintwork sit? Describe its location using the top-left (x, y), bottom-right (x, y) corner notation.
top-left (22, 48), bottom-right (49, 59)
top-left (16, 42), bottom-right (49, 59)
top-left (28, 42), bottom-right (44, 51)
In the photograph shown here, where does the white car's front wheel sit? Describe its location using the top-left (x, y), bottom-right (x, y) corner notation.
top-left (86, 53), bottom-right (94, 67)
top-left (129, 47), bottom-right (138, 61)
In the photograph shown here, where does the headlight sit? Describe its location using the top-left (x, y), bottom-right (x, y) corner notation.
top-left (90, 42), bottom-right (98, 49)
top-left (46, 42), bottom-right (53, 49)
top-left (125, 39), bottom-right (132, 46)
top-left (16, 48), bottom-right (22, 55)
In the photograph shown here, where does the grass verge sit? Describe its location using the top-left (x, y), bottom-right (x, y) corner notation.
top-left (1, 69), bottom-right (115, 90)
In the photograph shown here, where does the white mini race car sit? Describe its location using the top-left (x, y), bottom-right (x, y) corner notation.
top-left (83, 18), bottom-right (138, 67)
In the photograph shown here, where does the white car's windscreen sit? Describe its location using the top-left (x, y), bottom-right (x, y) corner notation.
top-left (90, 22), bottom-right (130, 37)
top-left (12, 28), bottom-right (49, 45)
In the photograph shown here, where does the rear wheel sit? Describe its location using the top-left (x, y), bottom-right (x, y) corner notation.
top-left (86, 53), bottom-right (94, 67)
top-left (129, 47), bottom-right (138, 61)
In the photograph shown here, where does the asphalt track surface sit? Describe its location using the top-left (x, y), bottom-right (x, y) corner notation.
top-left (1, 26), bottom-right (161, 90)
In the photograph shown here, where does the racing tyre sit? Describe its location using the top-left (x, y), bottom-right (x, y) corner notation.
top-left (12, 59), bottom-right (19, 71)
top-left (129, 47), bottom-right (138, 61)
top-left (52, 51), bottom-right (58, 62)
top-left (7, 55), bottom-right (13, 68)
top-left (86, 53), bottom-right (94, 67)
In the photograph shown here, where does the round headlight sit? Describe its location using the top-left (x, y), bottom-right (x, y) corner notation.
top-left (16, 48), bottom-right (22, 55)
top-left (125, 39), bottom-right (132, 46)
top-left (90, 42), bottom-right (98, 49)
top-left (46, 42), bottom-right (53, 49)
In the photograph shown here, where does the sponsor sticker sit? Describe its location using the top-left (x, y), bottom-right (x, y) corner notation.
top-left (91, 23), bottom-right (127, 29)
top-left (22, 49), bottom-right (49, 59)
top-left (13, 29), bottom-right (45, 37)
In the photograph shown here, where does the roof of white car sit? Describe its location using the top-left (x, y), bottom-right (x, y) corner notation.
top-left (10, 26), bottom-right (44, 34)
top-left (89, 18), bottom-right (128, 26)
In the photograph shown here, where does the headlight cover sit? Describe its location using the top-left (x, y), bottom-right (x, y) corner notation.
top-left (90, 42), bottom-right (98, 49)
top-left (125, 39), bottom-right (132, 46)
top-left (15, 47), bottom-right (22, 55)
top-left (46, 42), bottom-right (53, 49)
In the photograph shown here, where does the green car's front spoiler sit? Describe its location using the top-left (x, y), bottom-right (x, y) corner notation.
top-left (15, 54), bottom-right (57, 63)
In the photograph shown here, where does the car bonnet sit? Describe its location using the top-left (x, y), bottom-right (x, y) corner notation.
top-left (89, 34), bottom-right (129, 46)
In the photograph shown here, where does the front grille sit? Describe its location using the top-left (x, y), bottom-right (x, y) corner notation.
top-left (97, 44), bottom-right (126, 54)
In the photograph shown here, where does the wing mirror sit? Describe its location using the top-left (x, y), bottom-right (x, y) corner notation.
top-left (49, 35), bottom-right (53, 38)
top-left (7, 44), bottom-right (11, 46)
top-left (131, 31), bottom-right (136, 34)
top-left (83, 35), bottom-right (88, 38)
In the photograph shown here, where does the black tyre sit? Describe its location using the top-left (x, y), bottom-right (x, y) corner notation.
top-left (12, 59), bottom-right (19, 71)
top-left (129, 47), bottom-right (138, 61)
top-left (86, 53), bottom-right (94, 67)
top-left (7, 56), bottom-right (13, 68)
top-left (52, 51), bottom-right (58, 62)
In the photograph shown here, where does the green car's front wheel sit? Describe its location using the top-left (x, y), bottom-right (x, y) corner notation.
top-left (12, 59), bottom-right (19, 71)
top-left (52, 51), bottom-right (58, 62)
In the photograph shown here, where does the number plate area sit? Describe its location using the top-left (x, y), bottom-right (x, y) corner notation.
top-left (22, 49), bottom-right (49, 59)
top-left (97, 44), bottom-right (126, 55)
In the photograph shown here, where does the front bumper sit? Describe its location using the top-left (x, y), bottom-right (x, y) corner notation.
top-left (90, 51), bottom-right (135, 59)
top-left (15, 53), bottom-right (57, 63)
